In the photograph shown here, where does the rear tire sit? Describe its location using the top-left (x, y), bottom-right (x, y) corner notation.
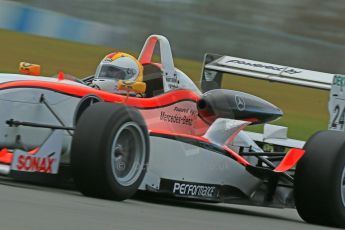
top-left (71, 102), bottom-right (149, 201)
top-left (294, 130), bottom-right (345, 227)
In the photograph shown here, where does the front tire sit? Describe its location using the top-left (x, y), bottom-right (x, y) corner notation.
top-left (294, 130), bottom-right (345, 227)
top-left (71, 102), bottom-right (149, 201)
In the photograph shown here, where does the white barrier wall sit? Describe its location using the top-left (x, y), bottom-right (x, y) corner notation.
top-left (0, 0), bottom-right (115, 45)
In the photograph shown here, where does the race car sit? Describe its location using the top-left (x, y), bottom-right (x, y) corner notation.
top-left (0, 34), bottom-right (344, 228)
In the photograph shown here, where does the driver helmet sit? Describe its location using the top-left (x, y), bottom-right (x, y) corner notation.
top-left (92, 52), bottom-right (143, 93)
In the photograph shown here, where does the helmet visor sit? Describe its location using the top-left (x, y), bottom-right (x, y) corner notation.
top-left (97, 65), bottom-right (135, 81)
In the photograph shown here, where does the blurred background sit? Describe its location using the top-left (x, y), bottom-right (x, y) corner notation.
top-left (5, 0), bottom-right (345, 73)
top-left (1, 0), bottom-right (344, 139)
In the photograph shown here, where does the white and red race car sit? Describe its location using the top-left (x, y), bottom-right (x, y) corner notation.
top-left (0, 35), bottom-right (344, 228)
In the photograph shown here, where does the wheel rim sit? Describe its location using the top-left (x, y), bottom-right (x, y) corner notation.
top-left (341, 166), bottom-right (345, 207)
top-left (110, 122), bottom-right (146, 187)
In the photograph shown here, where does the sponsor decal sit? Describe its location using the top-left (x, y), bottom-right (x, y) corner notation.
top-left (166, 76), bottom-right (179, 90)
top-left (160, 179), bottom-right (220, 200)
top-left (174, 106), bottom-right (190, 113)
top-left (173, 182), bottom-right (216, 197)
top-left (15, 154), bottom-right (56, 173)
top-left (235, 95), bottom-right (245, 111)
top-left (329, 75), bottom-right (345, 131)
top-left (103, 58), bottom-right (113, 63)
top-left (11, 130), bottom-right (62, 174)
top-left (204, 70), bottom-right (217, 81)
top-left (141, 100), bottom-right (202, 135)
top-left (159, 106), bottom-right (197, 126)
top-left (333, 75), bottom-right (345, 91)
top-left (225, 59), bottom-right (302, 75)
top-left (160, 112), bottom-right (193, 126)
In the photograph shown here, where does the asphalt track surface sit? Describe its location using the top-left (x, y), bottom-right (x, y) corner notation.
top-left (0, 178), bottom-right (337, 230)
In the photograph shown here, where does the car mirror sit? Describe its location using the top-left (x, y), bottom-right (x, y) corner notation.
top-left (19, 62), bottom-right (41, 76)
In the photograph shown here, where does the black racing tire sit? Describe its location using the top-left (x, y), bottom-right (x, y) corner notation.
top-left (294, 130), bottom-right (345, 227)
top-left (71, 102), bottom-right (149, 201)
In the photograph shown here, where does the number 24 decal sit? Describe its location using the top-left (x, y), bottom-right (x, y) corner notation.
top-left (332, 104), bottom-right (345, 129)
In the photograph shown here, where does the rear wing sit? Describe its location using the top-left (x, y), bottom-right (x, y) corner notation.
top-left (201, 54), bottom-right (334, 91)
top-left (201, 53), bottom-right (345, 147)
